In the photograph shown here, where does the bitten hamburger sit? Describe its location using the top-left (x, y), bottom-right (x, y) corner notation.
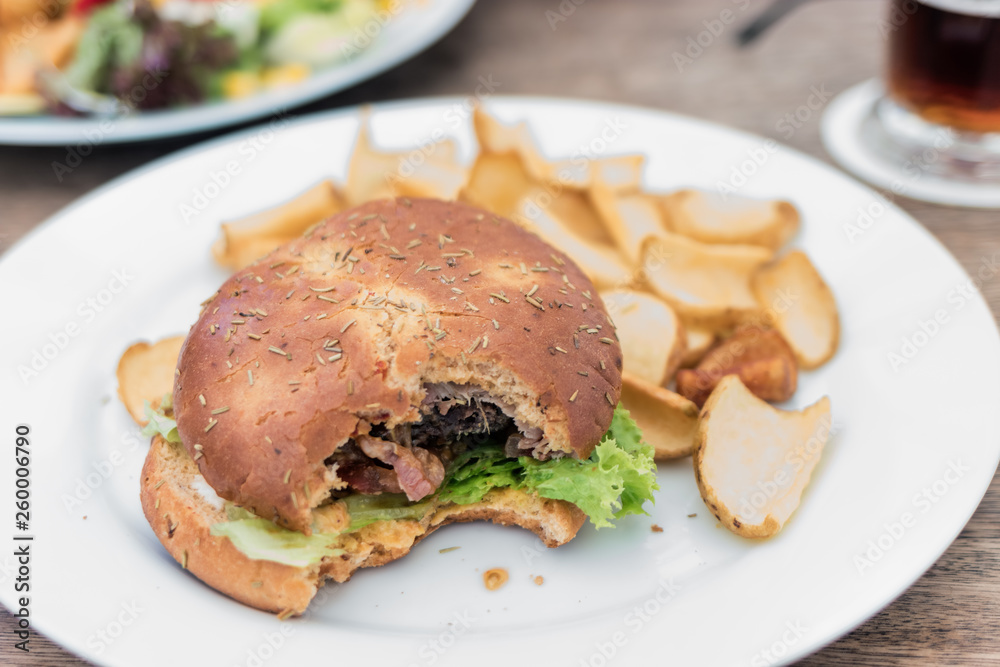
top-left (139, 198), bottom-right (657, 616)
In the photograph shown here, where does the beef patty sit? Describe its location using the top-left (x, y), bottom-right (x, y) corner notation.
top-left (327, 388), bottom-right (516, 499)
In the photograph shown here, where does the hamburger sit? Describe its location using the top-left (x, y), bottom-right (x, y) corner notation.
top-left (139, 198), bottom-right (657, 616)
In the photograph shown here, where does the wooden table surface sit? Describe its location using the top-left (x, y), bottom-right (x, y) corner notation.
top-left (3, 0), bottom-right (1000, 664)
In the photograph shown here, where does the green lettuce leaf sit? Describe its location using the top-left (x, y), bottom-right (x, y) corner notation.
top-left (64, 3), bottom-right (144, 93)
top-left (607, 403), bottom-right (645, 455)
top-left (210, 516), bottom-right (342, 567)
top-left (605, 406), bottom-right (658, 519)
top-left (210, 496), bottom-right (426, 568)
top-left (437, 446), bottom-right (523, 505)
top-left (140, 396), bottom-right (181, 443)
top-left (438, 406), bottom-right (658, 528)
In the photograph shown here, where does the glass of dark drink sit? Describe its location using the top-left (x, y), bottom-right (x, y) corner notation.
top-left (877, 0), bottom-right (1000, 180)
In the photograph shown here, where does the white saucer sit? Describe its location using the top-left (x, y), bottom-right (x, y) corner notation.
top-left (821, 78), bottom-right (1000, 209)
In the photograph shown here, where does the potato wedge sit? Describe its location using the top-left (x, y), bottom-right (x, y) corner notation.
top-left (678, 356), bottom-right (796, 408)
top-left (679, 321), bottom-right (716, 368)
top-left (694, 375), bottom-right (832, 538)
top-left (459, 139), bottom-right (630, 289)
top-left (590, 184), bottom-right (666, 264)
top-left (621, 374), bottom-right (699, 460)
top-left (591, 154), bottom-right (645, 192)
top-left (428, 136), bottom-right (460, 163)
top-left (460, 146), bottom-right (615, 246)
top-left (751, 251), bottom-right (840, 369)
top-left (469, 105), bottom-right (646, 253)
top-left (346, 119), bottom-right (467, 205)
top-left (661, 189), bottom-right (799, 249)
top-left (345, 119), bottom-right (396, 204)
top-left (643, 231), bottom-right (772, 327)
top-left (472, 107), bottom-right (643, 191)
top-left (676, 327), bottom-right (798, 406)
top-left (459, 152), bottom-right (534, 220)
top-left (697, 326), bottom-right (793, 370)
top-left (472, 107), bottom-right (583, 187)
top-left (515, 193), bottom-right (632, 289)
top-left (117, 336), bottom-right (185, 425)
top-left (545, 188), bottom-right (615, 247)
top-left (212, 180), bottom-right (346, 270)
top-left (523, 153), bottom-right (644, 192)
top-left (533, 153), bottom-right (645, 192)
top-left (472, 106), bottom-right (535, 156)
top-left (600, 289), bottom-right (685, 385)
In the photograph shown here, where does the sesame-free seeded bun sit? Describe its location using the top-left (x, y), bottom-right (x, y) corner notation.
top-left (140, 435), bottom-right (586, 616)
top-left (173, 198), bottom-right (623, 534)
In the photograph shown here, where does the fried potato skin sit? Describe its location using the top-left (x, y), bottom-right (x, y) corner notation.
top-left (693, 376), bottom-right (831, 538)
top-left (676, 327), bottom-right (798, 406)
top-left (621, 373), bottom-right (699, 460)
top-left (117, 336), bottom-right (186, 424)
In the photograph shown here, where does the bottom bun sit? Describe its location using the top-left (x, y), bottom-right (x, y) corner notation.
top-left (140, 435), bottom-right (586, 616)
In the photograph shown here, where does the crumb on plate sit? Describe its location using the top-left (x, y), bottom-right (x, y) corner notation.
top-left (484, 568), bottom-right (508, 591)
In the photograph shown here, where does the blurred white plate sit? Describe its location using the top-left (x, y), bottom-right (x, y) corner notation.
top-left (0, 0), bottom-right (475, 146)
top-left (2, 97), bottom-right (999, 667)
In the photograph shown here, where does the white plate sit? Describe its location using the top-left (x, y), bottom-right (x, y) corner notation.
top-left (0, 0), bottom-right (475, 146)
top-left (2, 97), bottom-right (999, 667)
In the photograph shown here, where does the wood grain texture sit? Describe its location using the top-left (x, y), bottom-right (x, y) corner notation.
top-left (2, 0), bottom-right (999, 664)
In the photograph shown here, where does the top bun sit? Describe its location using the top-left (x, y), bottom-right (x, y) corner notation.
top-left (174, 198), bottom-right (623, 533)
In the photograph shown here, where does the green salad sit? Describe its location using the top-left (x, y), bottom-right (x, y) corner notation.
top-left (29, 0), bottom-right (383, 114)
